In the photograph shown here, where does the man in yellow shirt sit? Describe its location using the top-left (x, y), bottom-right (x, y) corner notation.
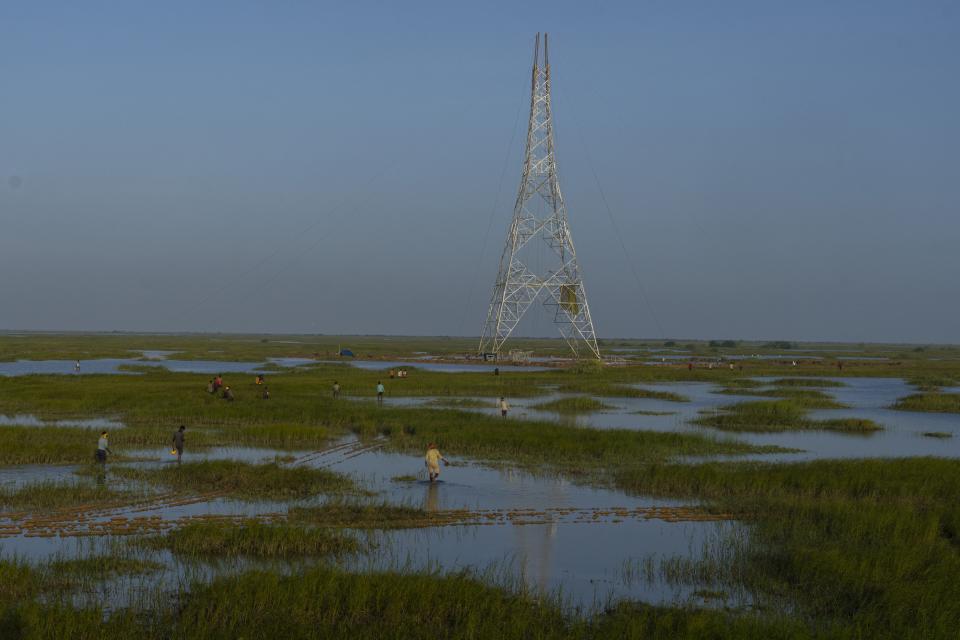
top-left (424, 443), bottom-right (447, 482)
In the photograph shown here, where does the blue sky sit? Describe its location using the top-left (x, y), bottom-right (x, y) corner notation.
top-left (1, 1), bottom-right (958, 342)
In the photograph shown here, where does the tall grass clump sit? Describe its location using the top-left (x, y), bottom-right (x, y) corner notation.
top-left (714, 387), bottom-right (845, 409)
top-left (113, 460), bottom-right (360, 500)
top-left (696, 400), bottom-right (880, 433)
top-left (171, 567), bottom-right (576, 639)
top-left (892, 392), bottom-right (960, 414)
top-left (142, 520), bottom-right (361, 558)
top-left (530, 396), bottom-right (617, 414)
top-left (0, 480), bottom-right (133, 511)
top-left (385, 409), bottom-right (787, 470)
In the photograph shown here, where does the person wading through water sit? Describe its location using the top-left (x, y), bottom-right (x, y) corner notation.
top-left (172, 425), bottom-right (186, 463)
top-left (424, 443), bottom-right (448, 482)
top-left (95, 431), bottom-right (113, 467)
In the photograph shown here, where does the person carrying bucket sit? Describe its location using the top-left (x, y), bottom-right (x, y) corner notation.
top-left (172, 425), bottom-right (186, 463)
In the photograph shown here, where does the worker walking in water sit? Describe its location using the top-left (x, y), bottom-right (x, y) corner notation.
top-left (95, 431), bottom-right (113, 467)
top-left (424, 443), bottom-right (447, 482)
top-left (499, 396), bottom-right (509, 418)
top-left (376, 381), bottom-right (385, 405)
top-left (172, 425), bottom-right (186, 463)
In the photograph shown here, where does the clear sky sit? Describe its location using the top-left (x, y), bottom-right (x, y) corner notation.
top-left (1, 1), bottom-right (958, 342)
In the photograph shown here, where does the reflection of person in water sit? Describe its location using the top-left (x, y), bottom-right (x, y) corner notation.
top-left (424, 480), bottom-right (440, 512)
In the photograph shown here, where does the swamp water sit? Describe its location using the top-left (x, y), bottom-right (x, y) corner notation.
top-left (0, 440), bottom-right (735, 612)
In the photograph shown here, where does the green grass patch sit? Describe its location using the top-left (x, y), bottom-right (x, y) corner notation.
top-left (922, 431), bottom-right (953, 439)
top-left (892, 392), bottom-right (960, 413)
top-left (614, 458), bottom-right (960, 638)
top-left (112, 460), bottom-right (360, 500)
top-left (385, 409), bottom-right (788, 471)
top-left (0, 480), bottom-right (134, 511)
top-left (47, 556), bottom-right (163, 578)
top-left (696, 399), bottom-right (880, 433)
top-left (715, 387), bottom-right (846, 408)
top-left (290, 501), bottom-right (434, 528)
top-left (142, 520), bottom-right (361, 557)
top-left (530, 396), bottom-right (617, 414)
top-left (555, 382), bottom-right (688, 402)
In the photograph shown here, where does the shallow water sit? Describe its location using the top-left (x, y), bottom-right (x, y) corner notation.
top-left (0, 441), bottom-right (732, 611)
top-left (0, 414), bottom-right (125, 430)
top-left (136, 350), bottom-right (178, 360)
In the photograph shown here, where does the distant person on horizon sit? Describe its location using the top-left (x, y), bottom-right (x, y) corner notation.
top-left (332, 381), bottom-right (341, 399)
top-left (206, 379), bottom-right (215, 394)
top-left (424, 443), bottom-right (447, 482)
top-left (95, 431), bottom-right (113, 467)
top-left (499, 397), bottom-right (509, 418)
top-left (75, 360), bottom-right (81, 372)
top-left (172, 425), bottom-right (185, 463)
top-left (376, 381), bottom-right (385, 405)
top-left (213, 375), bottom-right (223, 391)
top-left (262, 386), bottom-right (270, 400)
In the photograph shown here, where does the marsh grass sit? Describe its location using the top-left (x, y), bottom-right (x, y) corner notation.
top-left (615, 458), bottom-right (960, 638)
top-left (384, 409), bottom-right (788, 470)
top-left (0, 479), bottom-right (135, 511)
top-left (170, 566), bottom-right (578, 639)
top-left (111, 460), bottom-right (360, 500)
top-left (714, 387), bottom-right (846, 409)
top-left (289, 501), bottom-right (481, 529)
top-left (695, 399), bottom-right (881, 433)
top-left (555, 382), bottom-right (688, 402)
top-left (47, 556), bottom-right (163, 578)
top-left (142, 520), bottom-right (361, 557)
top-left (921, 431), bottom-right (953, 439)
top-left (530, 396), bottom-right (617, 414)
top-left (892, 392), bottom-right (960, 414)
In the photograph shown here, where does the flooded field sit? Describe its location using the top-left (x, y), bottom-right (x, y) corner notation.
top-left (0, 439), bottom-right (735, 611)
top-left (2, 334), bottom-right (959, 636)
top-left (378, 378), bottom-right (960, 460)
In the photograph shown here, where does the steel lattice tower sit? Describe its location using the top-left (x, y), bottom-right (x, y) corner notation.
top-left (479, 33), bottom-right (600, 360)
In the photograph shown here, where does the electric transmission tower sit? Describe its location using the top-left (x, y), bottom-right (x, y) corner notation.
top-left (479, 33), bottom-right (600, 360)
